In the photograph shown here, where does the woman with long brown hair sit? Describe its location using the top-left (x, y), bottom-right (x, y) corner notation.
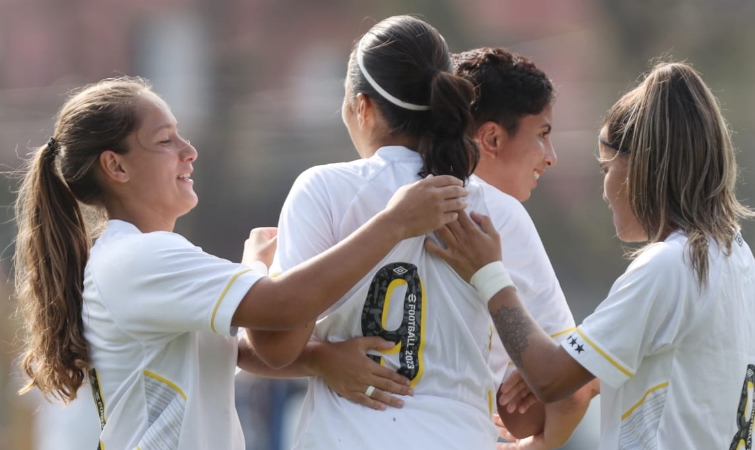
top-left (13, 76), bottom-right (466, 449)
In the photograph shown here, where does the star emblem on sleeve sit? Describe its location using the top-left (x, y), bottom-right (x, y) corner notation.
top-left (566, 334), bottom-right (586, 354)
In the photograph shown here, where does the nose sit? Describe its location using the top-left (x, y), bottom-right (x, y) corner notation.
top-left (544, 143), bottom-right (557, 167)
top-left (182, 139), bottom-right (198, 162)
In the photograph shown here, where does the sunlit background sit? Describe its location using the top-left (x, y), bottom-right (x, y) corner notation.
top-left (1, 0), bottom-right (754, 449)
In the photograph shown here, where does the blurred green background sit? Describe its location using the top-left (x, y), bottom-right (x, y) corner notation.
top-left (1, 0), bottom-right (754, 449)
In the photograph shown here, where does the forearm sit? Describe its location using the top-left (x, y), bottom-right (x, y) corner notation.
top-left (238, 327), bottom-right (319, 374)
top-left (488, 287), bottom-right (594, 402)
top-left (540, 383), bottom-right (592, 448)
top-left (234, 211), bottom-right (404, 329)
top-left (498, 400), bottom-right (545, 439)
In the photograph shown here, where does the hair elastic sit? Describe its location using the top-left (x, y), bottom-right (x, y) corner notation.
top-left (45, 137), bottom-right (60, 158)
top-left (356, 41), bottom-right (430, 112)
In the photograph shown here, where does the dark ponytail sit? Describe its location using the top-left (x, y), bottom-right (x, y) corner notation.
top-left (347, 15), bottom-right (478, 181)
top-left (418, 70), bottom-right (477, 180)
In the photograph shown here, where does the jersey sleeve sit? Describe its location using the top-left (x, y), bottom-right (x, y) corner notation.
top-left (270, 167), bottom-right (337, 275)
top-left (92, 232), bottom-right (263, 337)
top-left (561, 242), bottom-right (703, 388)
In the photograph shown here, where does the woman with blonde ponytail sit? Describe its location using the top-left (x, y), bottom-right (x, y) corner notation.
top-left (434, 61), bottom-right (755, 450)
top-left (13, 77), bottom-right (467, 450)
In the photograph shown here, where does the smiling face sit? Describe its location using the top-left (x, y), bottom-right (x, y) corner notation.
top-left (475, 105), bottom-right (556, 201)
top-left (598, 127), bottom-right (646, 242)
top-left (105, 92), bottom-right (198, 230)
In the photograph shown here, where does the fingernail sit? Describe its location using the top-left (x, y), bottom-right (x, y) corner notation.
top-left (378, 404), bottom-right (386, 411)
top-left (407, 388), bottom-right (414, 396)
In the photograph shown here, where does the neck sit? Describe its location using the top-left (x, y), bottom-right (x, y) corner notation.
top-left (106, 200), bottom-right (176, 233)
top-left (360, 135), bottom-right (421, 158)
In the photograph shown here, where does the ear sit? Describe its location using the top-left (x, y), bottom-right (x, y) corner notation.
top-left (99, 150), bottom-right (130, 184)
top-left (476, 121), bottom-right (506, 160)
top-left (355, 93), bottom-right (373, 129)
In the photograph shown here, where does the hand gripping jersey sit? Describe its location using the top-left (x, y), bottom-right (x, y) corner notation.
top-left (83, 220), bottom-right (263, 450)
top-left (562, 231), bottom-right (755, 450)
top-left (272, 146), bottom-right (574, 450)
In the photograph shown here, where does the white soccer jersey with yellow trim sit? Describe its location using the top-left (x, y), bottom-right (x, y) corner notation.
top-left (562, 231), bottom-right (755, 450)
top-left (82, 220), bottom-right (263, 450)
top-left (272, 146), bottom-right (574, 450)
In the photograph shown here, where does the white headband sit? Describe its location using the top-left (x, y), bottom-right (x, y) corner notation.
top-left (356, 43), bottom-right (431, 112)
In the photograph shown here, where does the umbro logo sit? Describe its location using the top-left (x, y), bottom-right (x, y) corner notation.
top-left (393, 266), bottom-right (408, 276)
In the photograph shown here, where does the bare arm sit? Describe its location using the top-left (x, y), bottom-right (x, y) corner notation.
top-left (237, 328), bottom-right (317, 377)
top-left (232, 175), bottom-right (466, 332)
top-left (539, 383), bottom-right (592, 448)
top-left (494, 386), bottom-right (591, 450)
top-left (497, 369), bottom-right (592, 448)
top-left (426, 211), bottom-right (594, 403)
top-left (498, 398), bottom-right (545, 439)
top-left (237, 332), bottom-right (412, 409)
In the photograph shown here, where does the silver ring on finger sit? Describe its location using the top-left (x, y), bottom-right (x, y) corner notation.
top-left (364, 385), bottom-right (376, 397)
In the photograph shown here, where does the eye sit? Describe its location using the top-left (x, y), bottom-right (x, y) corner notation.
top-left (159, 138), bottom-right (172, 145)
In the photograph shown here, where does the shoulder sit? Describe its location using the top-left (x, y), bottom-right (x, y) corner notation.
top-left (615, 233), bottom-right (695, 297)
top-left (467, 176), bottom-right (534, 232)
top-left (294, 159), bottom-right (379, 188)
top-left (90, 228), bottom-right (198, 277)
top-left (628, 233), bottom-right (689, 276)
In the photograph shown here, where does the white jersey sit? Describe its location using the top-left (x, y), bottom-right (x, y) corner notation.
top-left (82, 220), bottom-right (263, 450)
top-left (272, 146), bottom-right (574, 450)
top-left (562, 230), bottom-right (755, 450)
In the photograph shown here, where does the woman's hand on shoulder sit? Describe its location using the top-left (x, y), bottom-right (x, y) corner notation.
top-left (425, 210), bottom-right (502, 282)
top-left (383, 175), bottom-right (468, 239)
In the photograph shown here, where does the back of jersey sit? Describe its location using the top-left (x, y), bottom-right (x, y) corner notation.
top-left (272, 146), bottom-right (568, 450)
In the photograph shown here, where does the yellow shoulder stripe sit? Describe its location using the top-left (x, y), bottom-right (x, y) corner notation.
top-left (211, 269), bottom-right (254, 333)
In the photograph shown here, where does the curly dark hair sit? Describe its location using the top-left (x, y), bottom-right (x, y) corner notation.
top-left (452, 47), bottom-right (555, 136)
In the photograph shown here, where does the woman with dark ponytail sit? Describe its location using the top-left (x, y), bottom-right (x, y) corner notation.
top-left (261, 16), bottom-right (577, 450)
top-left (13, 77), bottom-right (466, 449)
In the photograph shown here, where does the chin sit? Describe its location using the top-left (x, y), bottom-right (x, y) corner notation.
top-left (179, 197), bottom-right (199, 217)
top-left (615, 229), bottom-right (648, 243)
top-left (518, 190), bottom-right (532, 202)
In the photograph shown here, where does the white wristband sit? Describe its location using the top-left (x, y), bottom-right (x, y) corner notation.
top-left (470, 261), bottom-right (514, 305)
top-left (246, 260), bottom-right (269, 276)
